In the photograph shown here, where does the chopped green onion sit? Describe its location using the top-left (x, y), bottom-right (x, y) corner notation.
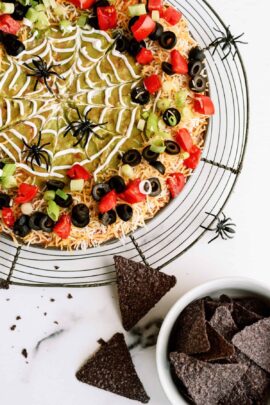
top-left (70, 179), bottom-right (84, 192)
top-left (25, 7), bottom-right (39, 22)
top-left (56, 189), bottom-right (68, 200)
top-left (141, 111), bottom-right (150, 119)
top-left (60, 19), bottom-right (72, 32)
top-left (35, 4), bottom-right (45, 11)
top-left (128, 4), bottom-right (146, 16)
top-left (54, 4), bottom-right (65, 16)
top-left (44, 190), bottom-right (55, 201)
top-left (181, 106), bottom-right (193, 120)
top-left (77, 15), bottom-right (87, 28)
top-left (151, 10), bottom-right (160, 21)
top-left (0, 2), bottom-right (15, 13)
top-left (47, 200), bottom-right (60, 222)
top-left (175, 89), bottom-right (188, 108)
top-left (35, 11), bottom-right (49, 30)
top-left (121, 164), bottom-right (134, 179)
top-left (1, 176), bottom-right (17, 189)
top-left (42, 0), bottom-right (56, 8)
top-left (137, 119), bottom-right (146, 131)
top-left (2, 163), bottom-right (16, 177)
top-left (150, 137), bottom-right (166, 153)
top-left (157, 98), bottom-right (170, 111)
top-left (146, 112), bottom-right (159, 138)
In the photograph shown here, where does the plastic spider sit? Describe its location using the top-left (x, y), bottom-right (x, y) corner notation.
top-left (64, 108), bottom-right (107, 149)
top-left (128, 319), bottom-right (163, 350)
top-left (24, 56), bottom-right (63, 93)
top-left (22, 132), bottom-right (51, 171)
top-left (207, 26), bottom-right (247, 60)
top-left (201, 212), bottom-right (236, 244)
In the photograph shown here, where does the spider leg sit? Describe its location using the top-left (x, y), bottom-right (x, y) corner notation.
top-left (33, 79), bottom-right (39, 91)
top-left (223, 231), bottom-right (234, 239)
top-left (201, 225), bottom-right (215, 232)
top-left (39, 142), bottom-right (51, 149)
top-left (37, 131), bottom-right (42, 146)
top-left (48, 71), bottom-right (64, 80)
top-left (213, 27), bottom-right (224, 35)
top-left (76, 107), bottom-right (83, 121)
top-left (23, 63), bottom-right (36, 71)
top-left (44, 76), bottom-right (53, 94)
top-left (208, 233), bottom-right (220, 244)
top-left (39, 152), bottom-right (51, 170)
top-left (220, 231), bottom-right (227, 240)
top-left (86, 108), bottom-right (92, 120)
top-left (205, 212), bottom-right (218, 219)
top-left (30, 154), bottom-right (35, 171)
top-left (233, 33), bottom-right (244, 41)
top-left (235, 40), bottom-right (248, 45)
top-left (222, 44), bottom-right (232, 60)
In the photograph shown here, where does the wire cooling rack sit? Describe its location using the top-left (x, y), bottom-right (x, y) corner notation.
top-left (0, 0), bottom-right (249, 288)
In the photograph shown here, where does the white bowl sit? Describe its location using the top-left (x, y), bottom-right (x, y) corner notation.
top-left (156, 277), bottom-right (270, 405)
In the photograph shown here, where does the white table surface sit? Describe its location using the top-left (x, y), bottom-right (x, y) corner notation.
top-left (1, 0), bottom-right (269, 404)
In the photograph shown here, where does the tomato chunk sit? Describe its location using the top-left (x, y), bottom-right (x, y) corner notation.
top-left (0, 15), bottom-right (21, 35)
top-left (194, 94), bottom-right (215, 115)
top-left (68, 0), bottom-right (95, 9)
top-left (166, 173), bottom-right (186, 198)
top-left (171, 50), bottom-right (188, 74)
top-left (162, 6), bottom-right (182, 26)
top-left (97, 6), bottom-right (117, 31)
top-left (144, 74), bottom-right (162, 93)
top-left (136, 47), bottom-right (154, 65)
top-left (131, 14), bottom-right (156, 42)
top-left (183, 145), bottom-right (202, 169)
top-left (147, 0), bottom-right (163, 12)
top-left (2, 207), bottom-right (15, 228)
top-left (53, 214), bottom-right (72, 239)
top-left (15, 183), bottom-right (38, 204)
top-left (66, 164), bottom-right (91, 180)
top-left (118, 179), bottom-right (146, 204)
top-left (175, 128), bottom-right (193, 152)
top-left (99, 190), bottom-right (117, 213)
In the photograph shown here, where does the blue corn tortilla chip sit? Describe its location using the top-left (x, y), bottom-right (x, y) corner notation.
top-left (210, 306), bottom-right (238, 340)
top-left (76, 333), bottom-right (149, 403)
top-left (169, 352), bottom-right (248, 405)
top-left (235, 297), bottom-right (270, 317)
top-left (232, 302), bottom-right (263, 329)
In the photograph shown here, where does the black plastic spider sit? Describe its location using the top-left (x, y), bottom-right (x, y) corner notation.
top-left (206, 26), bottom-right (247, 60)
top-left (64, 108), bottom-right (107, 149)
top-left (22, 132), bottom-right (51, 171)
top-left (24, 55), bottom-right (63, 93)
top-left (201, 212), bottom-right (236, 244)
top-left (128, 319), bottom-right (163, 350)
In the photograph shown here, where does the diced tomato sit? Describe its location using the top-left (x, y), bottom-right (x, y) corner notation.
top-left (2, 207), bottom-right (15, 228)
top-left (171, 50), bottom-right (188, 74)
top-left (99, 190), bottom-right (117, 213)
top-left (118, 179), bottom-right (146, 204)
top-left (183, 145), bottom-right (202, 169)
top-left (53, 214), bottom-right (72, 239)
top-left (194, 94), bottom-right (215, 115)
top-left (66, 164), bottom-right (91, 181)
top-left (162, 6), bottom-right (182, 26)
top-left (67, 0), bottom-right (95, 9)
top-left (143, 74), bottom-right (162, 93)
top-left (131, 14), bottom-right (156, 42)
top-left (97, 6), bottom-right (117, 31)
top-left (175, 128), bottom-right (193, 152)
top-left (0, 15), bottom-right (21, 35)
top-left (15, 183), bottom-right (38, 204)
top-left (147, 0), bottom-right (163, 12)
top-left (166, 172), bottom-right (186, 198)
top-left (136, 47), bottom-right (153, 65)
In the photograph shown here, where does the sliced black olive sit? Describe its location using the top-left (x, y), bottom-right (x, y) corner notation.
top-left (161, 61), bottom-right (174, 75)
top-left (72, 204), bottom-right (89, 221)
top-left (189, 75), bottom-right (206, 93)
top-left (1, 33), bottom-right (25, 56)
top-left (116, 204), bottom-right (133, 222)
top-left (115, 35), bottom-right (129, 53)
top-left (131, 86), bottom-right (150, 105)
top-left (149, 22), bottom-right (164, 40)
top-left (142, 146), bottom-right (159, 162)
top-left (165, 140), bottom-right (180, 155)
top-left (54, 193), bottom-right (73, 208)
top-left (72, 215), bottom-right (90, 228)
top-left (189, 46), bottom-right (205, 62)
top-left (159, 31), bottom-right (177, 50)
top-left (128, 39), bottom-right (145, 57)
top-left (163, 108), bottom-right (181, 127)
top-left (108, 176), bottom-right (126, 193)
top-left (92, 183), bottom-right (110, 201)
top-left (12, 2), bottom-right (29, 20)
top-left (0, 193), bottom-right (11, 209)
top-left (149, 178), bottom-right (161, 197)
top-left (93, 0), bottom-right (110, 12)
top-left (87, 16), bottom-right (99, 29)
top-left (13, 215), bottom-right (31, 238)
top-left (122, 149), bottom-right (142, 167)
top-left (188, 60), bottom-right (204, 77)
top-left (128, 16), bottom-right (139, 30)
top-left (47, 180), bottom-right (65, 191)
top-left (0, 162), bottom-right (5, 169)
top-left (39, 215), bottom-right (54, 233)
top-left (99, 209), bottom-right (117, 226)
top-left (29, 212), bottom-right (44, 231)
top-left (149, 160), bottom-right (166, 175)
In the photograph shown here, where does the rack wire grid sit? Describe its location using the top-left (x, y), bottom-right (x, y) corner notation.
top-left (0, 0), bottom-right (249, 288)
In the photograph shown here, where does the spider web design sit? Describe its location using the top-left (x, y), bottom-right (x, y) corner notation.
top-left (0, 25), bottom-right (150, 179)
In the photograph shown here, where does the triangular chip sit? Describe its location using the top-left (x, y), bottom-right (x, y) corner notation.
top-left (169, 352), bottom-right (248, 405)
top-left (204, 296), bottom-right (232, 320)
top-left (232, 302), bottom-right (262, 329)
top-left (210, 305), bottom-right (238, 340)
top-left (235, 297), bottom-right (270, 317)
top-left (232, 317), bottom-right (270, 373)
top-left (114, 256), bottom-right (176, 331)
top-left (76, 333), bottom-right (149, 403)
top-left (195, 322), bottom-right (235, 362)
top-left (173, 299), bottom-right (210, 354)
